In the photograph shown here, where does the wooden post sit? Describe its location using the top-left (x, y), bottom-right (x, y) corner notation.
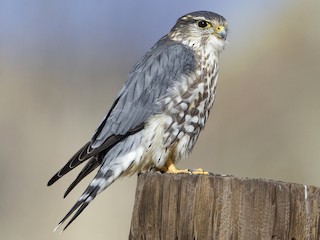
top-left (129, 172), bottom-right (320, 240)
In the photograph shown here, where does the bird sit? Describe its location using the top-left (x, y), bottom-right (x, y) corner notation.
top-left (48, 10), bottom-right (228, 232)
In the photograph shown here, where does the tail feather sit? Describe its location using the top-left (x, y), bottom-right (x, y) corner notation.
top-left (52, 131), bottom-right (144, 232)
top-left (63, 156), bottom-right (102, 198)
top-left (62, 190), bottom-right (98, 232)
top-left (55, 168), bottom-right (117, 232)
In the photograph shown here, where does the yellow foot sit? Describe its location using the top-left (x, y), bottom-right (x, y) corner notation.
top-left (158, 159), bottom-right (209, 175)
top-left (159, 166), bottom-right (191, 174)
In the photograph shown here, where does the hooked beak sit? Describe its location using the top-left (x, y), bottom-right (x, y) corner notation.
top-left (214, 26), bottom-right (227, 40)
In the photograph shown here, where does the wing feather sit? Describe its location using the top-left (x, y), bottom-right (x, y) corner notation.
top-left (91, 38), bottom-right (195, 146)
top-left (48, 36), bottom-right (196, 188)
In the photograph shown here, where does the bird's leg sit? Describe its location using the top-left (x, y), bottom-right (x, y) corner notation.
top-left (159, 158), bottom-right (209, 175)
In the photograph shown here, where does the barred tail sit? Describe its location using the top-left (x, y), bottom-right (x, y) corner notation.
top-left (55, 131), bottom-right (144, 232)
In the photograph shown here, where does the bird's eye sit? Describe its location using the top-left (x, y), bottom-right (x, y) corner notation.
top-left (197, 20), bottom-right (210, 28)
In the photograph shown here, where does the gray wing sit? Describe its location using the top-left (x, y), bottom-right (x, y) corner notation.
top-left (92, 37), bottom-right (196, 146)
top-left (47, 37), bottom-right (195, 187)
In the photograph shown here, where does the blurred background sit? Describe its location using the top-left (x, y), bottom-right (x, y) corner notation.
top-left (1, 0), bottom-right (320, 239)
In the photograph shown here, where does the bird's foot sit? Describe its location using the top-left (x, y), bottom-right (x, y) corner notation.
top-left (159, 164), bottom-right (191, 174)
top-left (159, 159), bottom-right (209, 175)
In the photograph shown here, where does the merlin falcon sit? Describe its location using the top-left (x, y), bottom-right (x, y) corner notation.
top-left (48, 11), bottom-right (228, 231)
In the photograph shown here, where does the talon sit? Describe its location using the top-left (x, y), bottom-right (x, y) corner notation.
top-left (158, 158), bottom-right (190, 174)
top-left (158, 165), bottom-right (190, 174)
top-left (158, 159), bottom-right (209, 175)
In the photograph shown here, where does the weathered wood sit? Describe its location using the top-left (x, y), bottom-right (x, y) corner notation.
top-left (129, 172), bottom-right (320, 240)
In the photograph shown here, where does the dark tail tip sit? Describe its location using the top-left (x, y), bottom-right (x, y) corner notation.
top-left (47, 174), bottom-right (59, 186)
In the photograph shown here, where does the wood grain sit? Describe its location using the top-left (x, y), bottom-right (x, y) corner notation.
top-left (129, 172), bottom-right (320, 240)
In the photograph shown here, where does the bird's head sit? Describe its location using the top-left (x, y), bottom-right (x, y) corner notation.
top-left (169, 11), bottom-right (228, 53)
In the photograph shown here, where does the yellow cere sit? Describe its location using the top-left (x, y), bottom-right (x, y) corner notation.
top-left (215, 26), bottom-right (224, 32)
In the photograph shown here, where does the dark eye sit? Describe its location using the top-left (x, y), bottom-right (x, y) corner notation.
top-left (197, 20), bottom-right (210, 28)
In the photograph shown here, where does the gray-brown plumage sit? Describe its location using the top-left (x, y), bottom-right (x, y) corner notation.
top-left (48, 11), bottom-right (228, 232)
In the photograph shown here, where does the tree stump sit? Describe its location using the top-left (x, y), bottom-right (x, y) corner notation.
top-left (129, 172), bottom-right (320, 240)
